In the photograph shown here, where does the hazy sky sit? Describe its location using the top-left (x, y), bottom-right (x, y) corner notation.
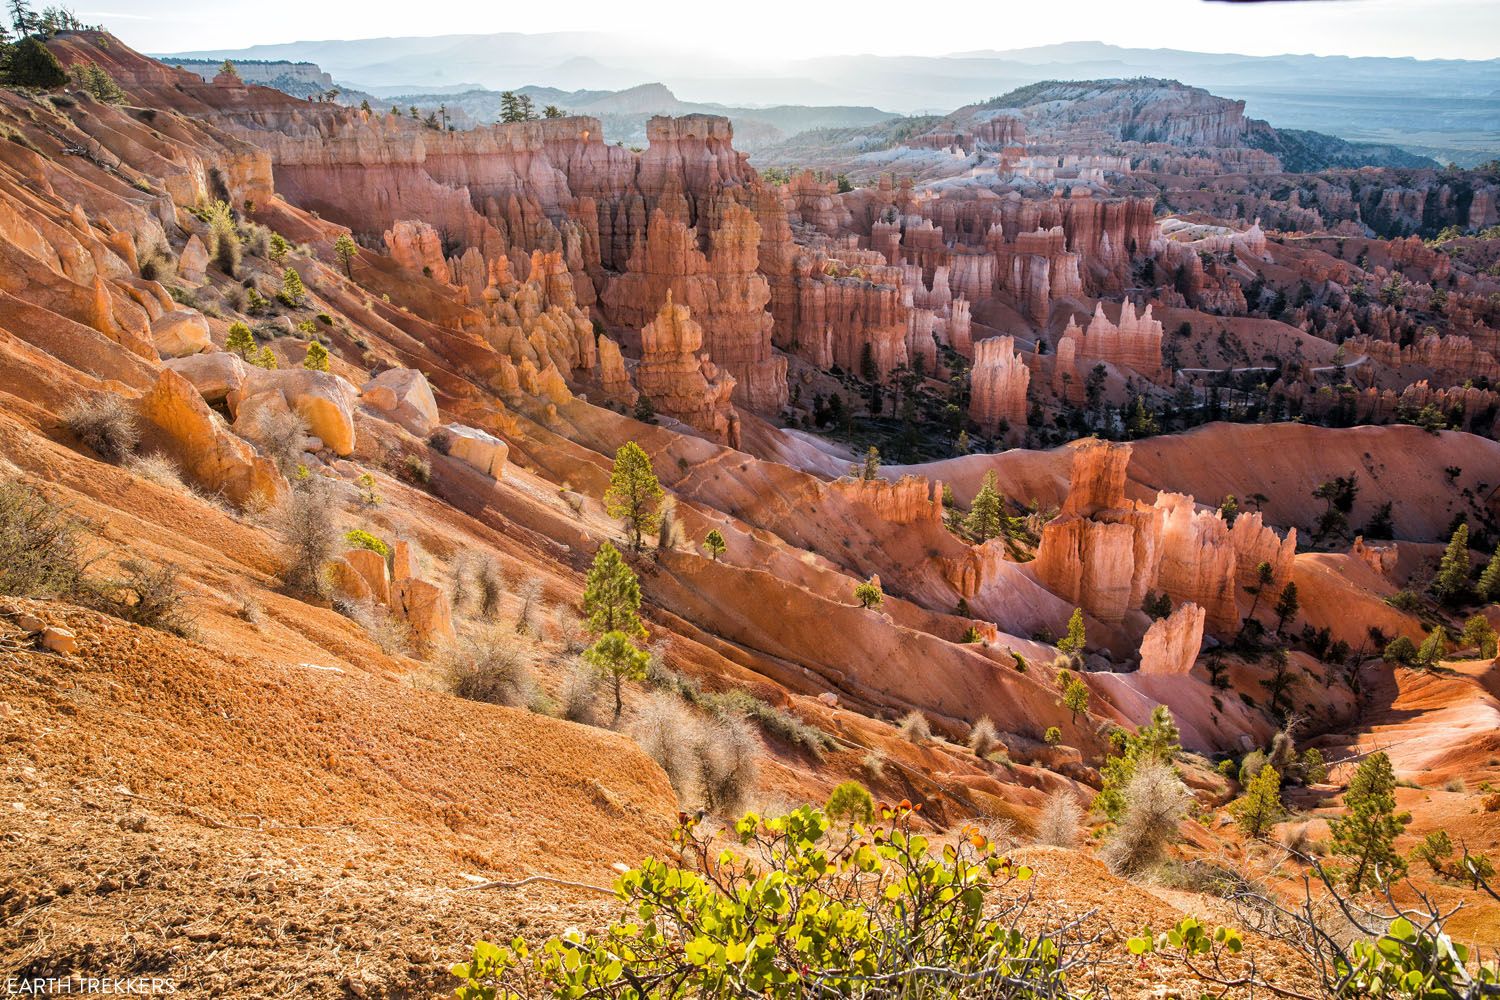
top-left (79, 0), bottom-right (1500, 61)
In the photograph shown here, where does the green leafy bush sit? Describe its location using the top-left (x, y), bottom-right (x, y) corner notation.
top-left (343, 528), bottom-right (391, 560)
top-left (453, 805), bottom-right (1078, 1000)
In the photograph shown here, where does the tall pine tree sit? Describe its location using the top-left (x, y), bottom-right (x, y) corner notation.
top-left (604, 441), bottom-right (663, 552)
top-left (1329, 752), bottom-right (1410, 890)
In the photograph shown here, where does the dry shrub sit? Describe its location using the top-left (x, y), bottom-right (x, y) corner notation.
top-left (898, 710), bottom-right (932, 744)
top-left (513, 576), bottom-right (544, 635)
top-left (1034, 789), bottom-right (1084, 848)
top-left (62, 394), bottom-right (139, 463)
top-left (338, 598), bottom-right (412, 656)
top-left (248, 407), bottom-right (309, 477)
top-left (477, 559), bottom-right (505, 618)
top-left (968, 716), bottom-right (1000, 758)
top-left (235, 593), bottom-right (264, 628)
top-left (1277, 821), bottom-right (1315, 856)
top-left (1101, 760), bottom-right (1191, 875)
top-left (862, 751), bottom-right (886, 781)
top-left (274, 478), bottom-right (340, 596)
top-left (561, 658), bottom-right (603, 725)
top-left (128, 453), bottom-right (188, 492)
top-left (631, 694), bottom-right (761, 815)
top-left (0, 480), bottom-right (94, 600)
top-left (109, 559), bottom-right (195, 638)
top-left (442, 625), bottom-right (537, 708)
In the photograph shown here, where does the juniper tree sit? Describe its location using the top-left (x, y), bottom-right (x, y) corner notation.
top-left (604, 441), bottom-right (664, 552)
top-left (854, 577), bottom-right (882, 610)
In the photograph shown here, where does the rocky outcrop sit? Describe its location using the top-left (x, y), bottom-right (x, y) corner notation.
top-left (636, 292), bottom-right (739, 447)
top-left (828, 474), bottom-right (943, 526)
top-left (596, 336), bottom-right (638, 406)
top-left (1138, 602), bottom-right (1205, 676)
top-left (384, 220), bottom-right (452, 285)
top-left (603, 205), bottom-right (785, 412)
top-left (968, 336), bottom-right (1029, 436)
top-left (164, 351), bottom-right (250, 404)
top-left (362, 367), bottom-right (440, 437)
top-left (1034, 441), bottom-right (1163, 625)
top-left (137, 368), bottom-right (288, 509)
top-left (1229, 512), bottom-right (1297, 603)
top-left (1153, 493), bottom-right (1239, 635)
top-left (1055, 301), bottom-right (1164, 382)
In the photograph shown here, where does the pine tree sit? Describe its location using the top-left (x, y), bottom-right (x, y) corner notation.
top-left (225, 321), bottom-right (256, 360)
top-left (498, 91), bottom-right (522, 123)
top-left (1244, 560), bottom-right (1274, 620)
top-left (582, 541), bottom-right (645, 640)
top-left (1233, 762), bottom-right (1283, 838)
top-left (1477, 548), bottom-right (1500, 602)
top-left (604, 441), bottom-right (663, 552)
top-left (1218, 494), bottom-right (1239, 527)
top-left (7, 0), bottom-right (37, 36)
top-left (268, 232), bottom-right (290, 267)
top-left (964, 470), bottom-right (1004, 542)
top-left (1432, 522), bottom-right (1471, 605)
top-left (333, 233), bottom-right (358, 277)
top-left (6, 35), bottom-right (65, 86)
top-left (251, 345), bottom-right (278, 370)
top-left (1416, 624), bottom-right (1447, 667)
top-left (702, 529), bottom-right (726, 562)
top-left (1460, 614), bottom-right (1496, 658)
top-left (302, 341), bottom-right (330, 372)
top-left (854, 577), bottom-right (882, 610)
top-left (542, 104), bottom-right (563, 119)
top-left (860, 445), bottom-right (880, 481)
top-left (1057, 607), bottom-right (1086, 655)
top-left (583, 630), bottom-right (649, 722)
top-left (1328, 751), bottom-right (1410, 890)
top-left (279, 267), bottom-right (305, 307)
top-left (1273, 581), bottom-right (1300, 634)
top-left (1062, 677), bottom-right (1090, 723)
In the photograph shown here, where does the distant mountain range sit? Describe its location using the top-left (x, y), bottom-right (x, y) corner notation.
top-left (157, 34), bottom-right (1500, 165)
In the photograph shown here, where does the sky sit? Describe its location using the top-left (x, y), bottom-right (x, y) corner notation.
top-left (74, 0), bottom-right (1500, 61)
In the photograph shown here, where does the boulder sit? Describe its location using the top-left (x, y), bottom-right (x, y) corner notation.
top-left (343, 547), bottom-right (391, 605)
top-left (442, 423), bottom-right (508, 479)
top-left (151, 309), bottom-right (212, 358)
top-left (392, 577), bottom-right (454, 649)
top-left (178, 235), bottom-right (209, 285)
top-left (361, 367), bottom-right (439, 436)
top-left (232, 368), bottom-right (359, 457)
top-left (40, 626), bottom-right (78, 655)
top-left (328, 557), bottom-right (372, 603)
top-left (165, 351), bottom-right (249, 404)
top-left (137, 368), bottom-right (288, 509)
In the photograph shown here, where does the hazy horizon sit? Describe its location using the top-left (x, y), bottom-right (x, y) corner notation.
top-left (82, 0), bottom-right (1500, 63)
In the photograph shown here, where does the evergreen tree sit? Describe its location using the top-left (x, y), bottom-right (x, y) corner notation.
top-left (1416, 625), bottom-right (1447, 667)
top-left (860, 445), bottom-right (880, 481)
top-left (1093, 707), bottom-right (1179, 821)
top-left (218, 58), bottom-right (237, 77)
top-left (279, 267), bottom-right (305, 307)
top-left (268, 232), bottom-right (290, 267)
top-left (1460, 613), bottom-right (1497, 658)
top-left (1478, 548), bottom-right (1500, 602)
top-left (302, 340), bottom-right (330, 372)
top-left (854, 577), bottom-right (882, 610)
top-left (498, 91), bottom-right (522, 123)
top-left (582, 541), bottom-right (645, 640)
top-left (1244, 560), bottom-right (1275, 621)
top-left (205, 199), bottom-right (239, 276)
top-left (251, 345), bottom-right (278, 370)
top-left (604, 441), bottom-right (664, 552)
top-left (8, 0), bottom-right (37, 36)
top-left (542, 104), bottom-right (563, 119)
top-left (333, 232), bottom-right (358, 277)
top-left (1273, 581), bottom-right (1300, 634)
top-left (1057, 607), bottom-right (1086, 655)
top-left (1233, 762), bottom-right (1283, 838)
top-left (5, 35), bottom-right (65, 86)
top-left (224, 321), bottom-right (256, 360)
top-left (1061, 677), bottom-right (1090, 723)
top-left (1432, 522), bottom-right (1472, 605)
top-left (964, 470), bottom-right (1004, 542)
top-left (702, 529), bottom-right (726, 562)
top-left (516, 94), bottom-right (536, 120)
top-left (1218, 494), bottom-right (1238, 527)
top-left (1328, 751), bottom-right (1410, 890)
top-left (583, 630), bottom-right (649, 722)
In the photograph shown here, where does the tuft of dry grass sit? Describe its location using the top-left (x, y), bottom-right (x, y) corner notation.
top-left (62, 394), bottom-right (139, 464)
top-left (968, 717), bottom-right (1000, 759)
top-left (898, 710), bottom-right (932, 744)
top-left (1034, 789), bottom-right (1084, 848)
